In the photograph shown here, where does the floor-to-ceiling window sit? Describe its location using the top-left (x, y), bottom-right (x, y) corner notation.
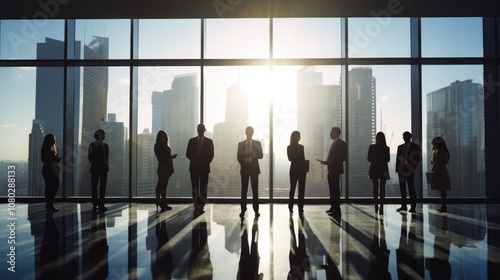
top-left (0, 17), bottom-right (487, 200)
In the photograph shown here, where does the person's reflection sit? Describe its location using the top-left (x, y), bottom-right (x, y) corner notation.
top-left (87, 212), bottom-right (109, 280)
top-left (288, 215), bottom-right (309, 279)
top-left (153, 217), bottom-right (173, 279)
top-left (188, 215), bottom-right (213, 279)
top-left (318, 215), bottom-right (342, 279)
top-left (238, 218), bottom-right (263, 280)
top-left (396, 213), bottom-right (424, 279)
top-left (38, 212), bottom-right (60, 280)
top-left (426, 214), bottom-right (451, 280)
top-left (368, 217), bottom-right (391, 280)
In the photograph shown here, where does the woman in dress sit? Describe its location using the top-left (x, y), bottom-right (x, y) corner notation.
top-left (430, 137), bottom-right (451, 212)
top-left (367, 132), bottom-right (390, 215)
top-left (154, 130), bottom-right (177, 212)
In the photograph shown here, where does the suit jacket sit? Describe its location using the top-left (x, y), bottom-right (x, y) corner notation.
top-left (237, 139), bottom-right (263, 175)
top-left (395, 142), bottom-right (421, 176)
top-left (154, 143), bottom-right (174, 175)
top-left (88, 142), bottom-right (109, 173)
top-left (327, 139), bottom-right (347, 174)
top-left (186, 136), bottom-right (214, 174)
top-left (287, 144), bottom-right (307, 175)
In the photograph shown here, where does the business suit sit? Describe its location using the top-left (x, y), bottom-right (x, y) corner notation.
top-left (154, 142), bottom-right (175, 210)
top-left (41, 148), bottom-right (60, 211)
top-left (88, 141), bottom-right (109, 210)
top-left (326, 138), bottom-right (347, 213)
top-left (287, 144), bottom-right (307, 212)
top-left (186, 136), bottom-right (214, 212)
top-left (395, 141), bottom-right (421, 210)
top-left (237, 138), bottom-right (263, 215)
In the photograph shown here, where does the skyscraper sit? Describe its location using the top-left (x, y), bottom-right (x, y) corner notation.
top-left (137, 129), bottom-right (156, 197)
top-left (426, 79), bottom-right (485, 197)
top-left (296, 66), bottom-right (342, 196)
top-left (347, 67), bottom-right (376, 197)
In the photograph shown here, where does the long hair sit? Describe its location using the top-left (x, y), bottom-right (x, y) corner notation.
top-left (42, 134), bottom-right (57, 154)
top-left (432, 136), bottom-right (450, 163)
top-left (289, 131), bottom-right (300, 146)
top-left (374, 132), bottom-right (387, 147)
top-left (156, 130), bottom-right (170, 148)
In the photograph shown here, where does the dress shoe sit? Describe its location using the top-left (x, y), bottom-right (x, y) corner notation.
top-left (378, 206), bottom-right (384, 215)
top-left (408, 208), bottom-right (416, 213)
top-left (255, 212), bottom-right (260, 217)
top-left (46, 205), bottom-right (58, 212)
top-left (328, 209), bottom-right (341, 216)
top-left (437, 205), bottom-right (447, 212)
top-left (99, 206), bottom-right (107, 212)
top-left (326, 208), bottom-right (334, 213)
top-left (396, 206), bottom-right (407, 212)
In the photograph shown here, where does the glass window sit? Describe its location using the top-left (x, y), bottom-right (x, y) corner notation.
top-left (204, 66), bottom-right (270, 198)
top-left (73, 19), bottom-right (130, 60)
top-left (72, 66), bottom-right (130, 197)
top-left (0, 67), bottom-right (64, 197)
top-left (421, 18), bottom-right (483, 57)
top-left (205, 19), bottom-right (269, 59)
top-left (273, 18), bottom-right (342, 58)
top-left (422, 65), bottom-right (484, 198)
top-left (347, 65), bottom-right (411, 198)
top-left (138, 19), bottom-right (201, 59)
top-left (0, 19), bottom-right (65, 59)
top-left (136, 66), bottom-right (201, 198)
top-left (348, 18), bottom-right (410, 58)
top-left (272, 66), bottom-right (342, 198)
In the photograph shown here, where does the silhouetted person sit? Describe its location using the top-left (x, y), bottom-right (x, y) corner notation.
top-left (155, 130), bottom-right (177, 212)
top-left (287, 216), bottom-right (309, 279)
top-left (318, 127), bottom-right (347, 217)
top-left (426, 214), bottom-right (451, 280)
top-left (153, 218), bottom-right (173, 279)
top-left (41, 133), bottom-right (61, 212)
top-left (87, 212), bottom-right (109, 280)
top-left (238, 218), bottom-right (263, 280)
top-left (395, 131), bottom-right (421, 213)
top-left (368, 217), bottom-right (391, 280)
top-left (88, 129), bottom-right (109, 213)
top-left (38, 212), bottom-right (60, 279)
top-left (396, 213), bottom-right (424, 280)
top-left (186, 124), bottom-right (214, 215)
top-left (430, 137), bottom-right (451, 212)
top-left (287, 131), bottom-right (308, 214)
top-left (188, 216), bottom-right (213, 279)
top-left (237, 126), bottom-right (263, 218)
top-left (367, 132), bottom-right (390, 215)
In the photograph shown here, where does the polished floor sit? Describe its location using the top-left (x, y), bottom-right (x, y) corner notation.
top-left (1, 202), bottom-right (500, 280)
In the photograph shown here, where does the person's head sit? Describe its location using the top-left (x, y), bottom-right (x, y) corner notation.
top-left (197, 123), bottom-right (206, 136)
top-left (156, 130), bottom-right (170, 147)
top-left (330, 127), bottom-right (341, 140)
top-left (94, 129), bottom-right (106, 141)
top-left (375, 132), bottom-right (387, 146)
top-left (403, 131), bottom-right (412, 143)
top-left (42, 134), bottom-right (57, 153)
top-left (431, 136), bottom-right (447, 150)
top-left (290, 131), bottom-right (301, 145)
top-left (245, 126), bottom-right (254, 139)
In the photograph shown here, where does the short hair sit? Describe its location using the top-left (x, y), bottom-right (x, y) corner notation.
top-left (332, 127), bottom-right (341, 135)
top-left (94, 129), bottom-right (105, 140)
top-left (403, 131), bottom-right (412, 138)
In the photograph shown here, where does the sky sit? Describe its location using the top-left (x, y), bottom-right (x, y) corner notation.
top-left (0, 17), bottom-right (484, 161)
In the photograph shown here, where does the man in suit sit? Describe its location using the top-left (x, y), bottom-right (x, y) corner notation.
top-left (186, 124), bottom-right (214, 215)
top-left (237, 126), bottom-right (263, 217)
top-left (319, 127), bottom-right (347, 216)
top-left (395, 131), bottom-right (421, 213)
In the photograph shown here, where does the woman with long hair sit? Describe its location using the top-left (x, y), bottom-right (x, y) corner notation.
top-left (154, 130), bottom-right (177, 212)
top-left (367, 132), bottom-right (390, 215)
top-left (41, 134), bottom-right (61, 211)
top-left (287, 131), bottom-right (307, 214)
top-left (430, 137), bottom-right (451, 212)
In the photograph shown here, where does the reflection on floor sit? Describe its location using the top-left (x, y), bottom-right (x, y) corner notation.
top-left (1, 203), bottom-right (500, 279)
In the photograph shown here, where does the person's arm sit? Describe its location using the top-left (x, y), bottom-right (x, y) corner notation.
top-left (237, 142), bottom-right (245, 165)
top-left (207, 139), bottom-right (214, 163)
top-left (255, 141), bottom-right (263, 159)
top-left (367, 145), bottom-right (373, 162)
top-left (385, 146), bottom-right (390, 162)
top-left (186, 138), bottom-right (193, 161)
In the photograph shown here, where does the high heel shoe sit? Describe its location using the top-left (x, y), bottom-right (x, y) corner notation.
top-left (155, 198), bottom-right (161, 211)
top-left (437, 204), bottom-right (447, 212)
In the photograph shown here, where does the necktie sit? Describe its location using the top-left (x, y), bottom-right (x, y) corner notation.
top-left (245, 140), bottom-right (252, 163)
top-left (402, 143), bottom-right (409, 165)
